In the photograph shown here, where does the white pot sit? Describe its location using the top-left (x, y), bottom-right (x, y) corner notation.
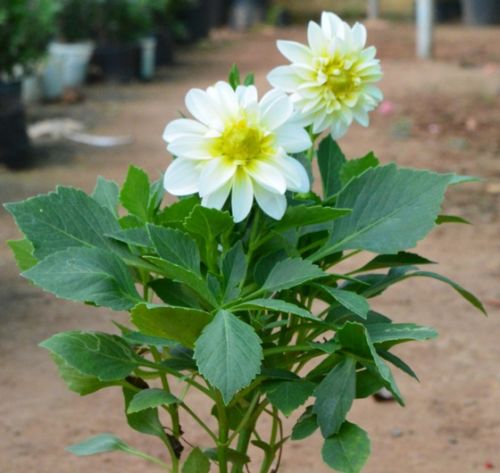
top-left (48, 41), bottom-right (94, 89)
top-left (42, 57), bottom-right (64, 100)
top-left (139, 37), bottom-right (157, 80)
top-left (22, 75), bottom-right (41, 104)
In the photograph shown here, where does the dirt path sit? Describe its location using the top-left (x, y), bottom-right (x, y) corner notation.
top-left (1, 23), bottom-right (499, 472)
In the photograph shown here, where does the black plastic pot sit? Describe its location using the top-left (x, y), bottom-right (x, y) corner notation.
top-left (435, 0), bottom-right (462, 23)
top-left (462, 0), bottom-right (500, 25)
top-left (0, 81), bottom-right (32, 169)
top-left (91, 43), bottom-right (139, 83)
top-left (179, 0), bottom-right (211, 43)
top-left (155, 28), bottom-right (175, 66)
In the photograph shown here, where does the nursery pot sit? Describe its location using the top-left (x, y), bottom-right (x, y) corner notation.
top-left (230, 0), bottom-right (262, 31)
top-left (41, 56), bottom-right (64, 100)
top-left (155, 27), bottom-right (175, 66)
top-left (435, 0), bottom-right (462, 23)
top-left (461, 0), bottom-right (500, 25)
top-left (180, 0), bottom-right (211, 43)
top-left (48, 41), bottom-right (94, 89)
top-left (139, 37), bottom-right (157, 81)
top-left (91, 43), bottom-right (139, 83)
top-left (0, 81), bottom-right (31, 169)
top-left (22, 74), bottom-right (41, 104)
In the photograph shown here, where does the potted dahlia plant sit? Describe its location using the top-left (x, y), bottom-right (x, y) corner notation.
top-left (6, 12), bottom-right (484, 473)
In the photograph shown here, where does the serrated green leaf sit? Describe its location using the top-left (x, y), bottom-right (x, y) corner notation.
top-left (149, 278), bottom-right (203, 309)
top-left (317, 136), bottom-right (346, 198)
top-left (127, 388), bottom-right (179, 413)
top-left (313, 357), bottom-right (356, 437)
top-left (194, 310), bottom-right (263, 404)
top-left (319, 286), bottom-right (369, 319)
top-left (52, 354), bottom-right (118, 395)
top-left (336, 322), bottom-right (404, 405)
top-left (291, 406), bottom-right (318, 440)
top-left (40, 331), bottom-right (141, 381)
top-left (275, 205), bottom-right (351, 232)
top-left (91, 176), bottom-right (120, 217)
top-left (355, 369), bottom-right (385, 398)
top-left (147, 224), bottom-right (200, 274)
top-left (353, 252), bottom-right (435, 273)
top-left (312, 165), bottom-right (459, 260)
top-left (340, 152), bottom-right (379, 186)
top-left (265, 379), bottom-right (315, 416)
top-left (322, 422), bottom-right (371, 473)
top-left (23, 247), bottom-right (141, 311)
top-left (222, 241), bottom-right (247, 302)
top-left (184, 205), bottom-right (234, 242)
top-left (182, 448), bottom-right (210, 473)
top-left (123, 387), bottom-right (166, 438)
top-left (106, 227), bottom-right (152, 248)
top-left (234, 298), bottom-right (319, 322)
top-left (4, 187), bottom-right (121, 259)
top-left (131, 303), bottom-right (211, 348)
top-left (157, 196), bottom-right (200, 228)
top-left (261, 257), bottom-right (325, 293)
top-left (120, 166), bottom-right (150, 221)
top-left (7, 238), bottom-right (37, 271)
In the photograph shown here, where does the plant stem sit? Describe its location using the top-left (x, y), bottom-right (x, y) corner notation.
top-left (215, 391), bottom-right (229, 473)
top-left (259, 408), bottom-right (279, 473)
top-left (180, 403), bottom-right (218, 442)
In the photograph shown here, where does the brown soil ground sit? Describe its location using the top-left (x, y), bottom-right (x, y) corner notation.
top-left (1, 22), bottom-right (500, 473)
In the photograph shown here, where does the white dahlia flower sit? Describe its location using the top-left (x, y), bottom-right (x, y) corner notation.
top-left (268, 11), bottom-right (383, 140)
top-left (163, 81), bottom-right (311, 222)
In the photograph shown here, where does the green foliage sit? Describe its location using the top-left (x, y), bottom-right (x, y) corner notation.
top-left (6, 151), bottom-right (483, 473)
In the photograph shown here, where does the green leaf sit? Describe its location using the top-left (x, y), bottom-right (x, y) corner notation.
top-left (131, 303), bottom-right (211, 348)
top-left (317, 136), bottom-right (346, 198)
top-left (436, 214), bottom-right (471, 225)
top-left (157, 196), bottom-right (200, 228)
top-left (355, 369), bottom-right (385, 398)
top-left (7, 238), bottom-right (37, 271)
top-left (265, 379), bottom-right (315, 416)
top-left (52, 354), bottom-right (118, 395)
top-left (353, 252), bottom-right (435, 273)
top-left (194, 310), bottom-right (263, 404)
top-left (106, 227), bottom-right (152, 248)
top-left (336, 322), bottom-right (404, 405)
top-left (149, 278), bottom-right (203, 309)
top-left (123, 331), bottom-right (177, 349)
top-left (261, 257), bottom-right (326, 293)
top-left (147, 224), bottom-right (200, 274)
top-left (67, 434), bottom-right (128, 456)
top-left (291, 406), bottom-right (318, 440)
top-left (234, 298), bottom-right (319, 321)
top-left (313, 357), bottom-right (356, 438)
top-left (340, 152), bottom-right (379, 186)
top-left (312, 165), bottom-right (458, 260)
top-left (182, 448), bottom-right (210, 473)
top-left (4, 186), bottom-right (121, 259)
top-left (184, 205), bottom-right (233, 242)
top-left (23, 247), bottom-right (141, 311)
top-left (378, 350), bottom-right (419, 380)
top-left (319, 286), bottom-right (369, 319)
top-left (222, 241), bottom-right (247, 302)
top-left (40, 331), bottom-right (141, 381)
top-left (123, 387), bottom-right (166, 438)
top-left (91, 176), bottom-right (120, 217)
top-left (243, 73), bottom-right (255, 86)
top-left (120, 166), bottom-right (151, 221)
top-left (367, 323), bottom-right (438, 346)
top-left (274, 205), bottom-right (351, 232)
top-left (322, 422), bottom-right (371, 473)
top-left (228, 64), bottom-right (241, 89)
top-left (127, 388), bottom-right (179, 414)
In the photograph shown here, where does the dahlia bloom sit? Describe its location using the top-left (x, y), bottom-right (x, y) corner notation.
top-left (163, 81), bottom-right (311, 222)
top-left (268, 12), bottom-right (383, 139)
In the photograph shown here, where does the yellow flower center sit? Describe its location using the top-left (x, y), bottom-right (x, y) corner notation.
top-left (211, 118), bottom-right (274, 166)
top-left (323, 57), bottom-right (361, 98)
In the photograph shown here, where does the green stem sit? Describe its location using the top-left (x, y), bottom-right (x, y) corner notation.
top-left (215, 391), bottom-right (229, 473)
top-left (180, 403), bottom-right (218, 442)
top-left (259, 408), bottom-right (279, 473)
top-left (263, 344), bottom-right (317, 357)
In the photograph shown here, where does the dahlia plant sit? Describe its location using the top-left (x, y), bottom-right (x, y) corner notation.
top-left (6, 12), bottom-right (484, 473)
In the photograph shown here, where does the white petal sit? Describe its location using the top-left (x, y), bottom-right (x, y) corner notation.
top-left (167, 136), bottom-right (212, 159)
top-left (253, 184), bottom-right (287, 220)
top-left (330, 120), bottom-right (349, 140)
top-left (275, 155), bottom-right (310, 193)
top-left (353, 108), bottom-right (370, 127)
top-left (247, 160), bottom-right (287, 194)
top-left (202, 179), bottom-right (231, 210)
top-left (212, 81), bottom-right (240, 120)
top-left (185, 88), bottom-right (224, 128)
top-left (199, 157), bottom-right (237, 197)
top-left (267, 66), bottom-right (303, 91)
top-left (274, 124), bottom-right (311, 153)
top-left (163, 158), bottom-right (200, 196)
top-left (259, 90), bottom-right (293, 130)
top-left (231, 170), bottom-right (254, 222)
top-left (321, 11), bottom-right (343, 38)
top-left (307, 21), bottom-right (328, 54)
top-left (277, 40), bottom-right (313, 65)
top-left (163, 119), bottom-right (207, 143)
top-left (352, 23), bottom-right (367, 49)
top-left (236, 85), bottom-right (258, 108)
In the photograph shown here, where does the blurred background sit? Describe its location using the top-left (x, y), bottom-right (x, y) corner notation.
top-left (1, 1), bottom-right (499, 472)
